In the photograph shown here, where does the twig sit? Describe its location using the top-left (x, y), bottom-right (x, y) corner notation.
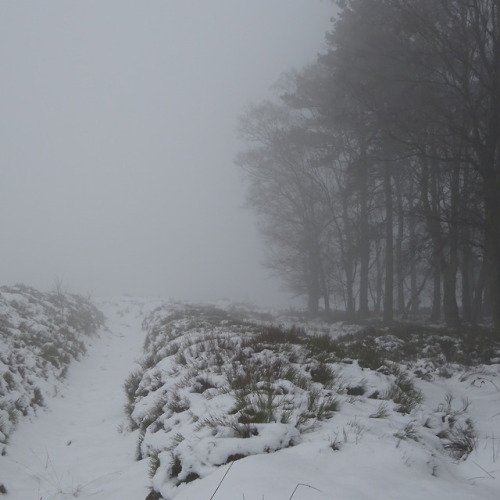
top-left (289, 483), bottom-right (322, 499)
top-left (471, 460), bottom-right (495, 479)
top-left (44, 450), bottom-right (62, 492)
top-left (209, 461), bottom-right (234, 500)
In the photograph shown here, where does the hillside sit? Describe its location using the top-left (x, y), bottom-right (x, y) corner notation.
top-left (1, 296), bottom-right (499, 499)
top-left (0, 284), bottom-right (104, 446)
top-left (130, 303), bottom-right (500, 500)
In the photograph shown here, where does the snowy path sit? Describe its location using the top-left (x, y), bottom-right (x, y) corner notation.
top-left (2, 298), bottom-right (157, 500)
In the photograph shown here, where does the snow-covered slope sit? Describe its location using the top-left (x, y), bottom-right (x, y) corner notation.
top-left (130, 303), bottom-right (500, 500)
top-left (0, 284), bottom-right (104, 445)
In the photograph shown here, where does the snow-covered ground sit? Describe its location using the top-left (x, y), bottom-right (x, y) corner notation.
top-left (128, 303), bottom-right (500, 500)
top-left (0, 285), bottom-right (105, 444)
top-left (0, 296), bottom-right (161, 499)
top-left (1, 297), bottom-right (499, 500)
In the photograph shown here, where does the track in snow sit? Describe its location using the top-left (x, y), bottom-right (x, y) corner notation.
top-left (2, 298), bottom-right (159, 500)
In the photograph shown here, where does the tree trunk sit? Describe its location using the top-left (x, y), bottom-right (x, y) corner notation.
top-left (307, 280), bottom-right (320, 315)
top-left (460, 165), bottom-right (473, 322)
top-left (431, 265), bottom-right (442, 322)
top-left (383, 163), bottom-right (394, 324)
top-left (318, 252), bottom-right (330, 314)
top-left (460, 238), bottom-right (473, 323)
top-left (341, 196), bottom-right (356, 320)
top-left (442, 163), bottom-right (461, 327)
top-left (471, 259), bottom-right (487, 323)
top-left (408, 188), bottom-right (419, 317)
top-left (307, 241), bottom-right (321, 315)
top-left (358, 149), bottom-right (370, 319)
top-left (374, 238), bottom-right (384, 315)
top-left (442, 261), bottom-right (460, 327)
top-left (395, 170), bottom-right (405, 316)
top-left (421, 156), bottom-right (442, 322)
top-left (484, 177), bottom-right (500, 329)
top-left (346, 272), bottom-right (355, 320)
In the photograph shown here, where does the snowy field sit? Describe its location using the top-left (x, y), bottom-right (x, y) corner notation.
top-left (1, 296), bottom-right (499, 500)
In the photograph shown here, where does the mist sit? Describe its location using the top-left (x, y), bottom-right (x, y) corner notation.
top-left (0, 1), bottom-right (333, 306)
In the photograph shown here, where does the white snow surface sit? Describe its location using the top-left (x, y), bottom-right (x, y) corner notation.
top-left (1, 297), bottom-right (500, 500)
top-left (0, 297), bottom-right (161, 499)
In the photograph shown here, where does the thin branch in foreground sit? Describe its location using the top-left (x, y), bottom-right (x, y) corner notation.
top-left (290, 483), bottom-right (322, 499)
top-left (209, 461), bottom-right (235, 500)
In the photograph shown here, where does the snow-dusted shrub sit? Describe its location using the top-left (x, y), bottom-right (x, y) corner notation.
top-left (305, 389), bottom-right (340, 421)
top-left (343, 336), bottom-right (387, 370)
top-left (432, 393), bottom-right (478, 460)
top-left (442, 418), bottom-right (477, 460)
top-left (346, 383), bottom-right (366, 396)
top-left (191, 375), bottom-right (217, 393)
top-left (123, 369), bottom-right (143, 428)
top-left (330, 323), bottom-right (500, 378)
top-left (255, 325), bottom-right (304, 345)
top-left (395, 421), bottom-right (419, 443)
top-left (165, 392), bottom-right (190, 414)
top-left (384, 369), bottom-right (424, 414)
top-left (369, 401), bottom-right (390, 419)
top-left (148, 452), bottom-right (161, 478)
top-left (306, 333), bottom-right (339, 359)
top-left (310, 361), bottom-right (336, 387)
top-left (234, 387), bottom-right (289, 424)
top-left (345, 417), bottom-right (367, 444)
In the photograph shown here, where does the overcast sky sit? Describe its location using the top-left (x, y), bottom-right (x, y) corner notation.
top-left (0, 0), bottom-right (334, 306)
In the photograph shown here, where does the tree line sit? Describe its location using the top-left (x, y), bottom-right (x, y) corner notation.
top-left (237, 0), bottom-right (500, 330)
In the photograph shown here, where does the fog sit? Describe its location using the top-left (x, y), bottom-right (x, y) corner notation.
top-left (0, 1), bottom-right (333, 306)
